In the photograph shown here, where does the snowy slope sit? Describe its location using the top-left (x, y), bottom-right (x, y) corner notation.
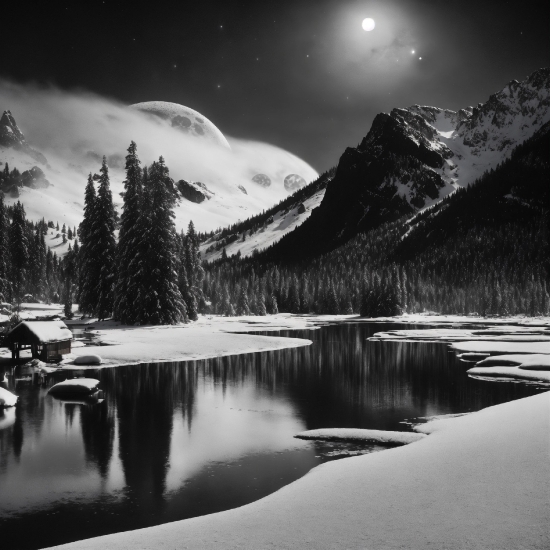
top-left (199, 168), bottom-right (335, 261)
top-left (253, 68), bottom-right (550, 260)
top-left (201, 187), bottom-right (325, 261)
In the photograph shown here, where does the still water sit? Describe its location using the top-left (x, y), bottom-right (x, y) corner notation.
top-left (0, 322), bottom-right (545, 549)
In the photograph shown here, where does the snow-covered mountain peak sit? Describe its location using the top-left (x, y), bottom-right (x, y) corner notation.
top-left (456, 68), bottom-right (550, 158)
top-left (0, 110), bottom-right (26, 148)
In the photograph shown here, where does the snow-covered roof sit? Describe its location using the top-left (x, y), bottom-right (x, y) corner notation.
top-left (8, 320), bottom-right (72, 343)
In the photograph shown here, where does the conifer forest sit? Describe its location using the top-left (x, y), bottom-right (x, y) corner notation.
top-left (1, 132), bottom-right (548, 324)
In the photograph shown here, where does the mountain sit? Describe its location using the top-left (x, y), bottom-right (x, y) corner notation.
top-left (241, 68), bottom-right (550, 262)
top-left (396, 120), bottom-right (550, 261)
top-left (199, 168), bottom-right (335, 261)
top-left (0, 110), bottom-right (47, 165)
top-left (0, 108), bottom-right (318, 238)
top-left (202, 121), bottom-right (549, 317)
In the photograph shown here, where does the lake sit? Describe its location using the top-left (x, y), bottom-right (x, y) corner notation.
top-left (0, 321), bottom-right (545, 549)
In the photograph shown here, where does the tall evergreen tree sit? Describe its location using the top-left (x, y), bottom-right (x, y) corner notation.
top-left (114, 141), bottom-right (143, 323)
top-left (0, 194), bottom-right (9, 300)
top-left (236, 283), bottom-right (250, 316)
top-left (9, 202), bottom-right (29, 308)
top-left (137, 158), bottom-right (187, 324)
top-left (79, 174), bottom-right (97, 316)
top-left (91, 158), bottom-right (117, 320)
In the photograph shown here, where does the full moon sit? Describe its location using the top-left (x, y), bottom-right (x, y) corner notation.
top-left (362, 18), bottom-right (375, 31)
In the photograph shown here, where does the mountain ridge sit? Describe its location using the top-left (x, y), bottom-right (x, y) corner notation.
top-left (252, 67), bottom-right (550, 262)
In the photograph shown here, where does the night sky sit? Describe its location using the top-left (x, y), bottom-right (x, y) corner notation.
top-left (2, 0), bottom-right (549, 172)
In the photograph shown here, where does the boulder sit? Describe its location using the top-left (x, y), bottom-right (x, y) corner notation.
top-left (0, 387), bottom-right (18, 408)
top-left (74, 355), bottom-right (102, 365)
top-left (176, 179), bottom-right (211, 203)
top-left (21, 166), bottom-right (50, 189)
top-left (48, 378), bottom-right (99, 395)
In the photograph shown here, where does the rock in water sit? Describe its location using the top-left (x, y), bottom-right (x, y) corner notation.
top-left (0, 387), bottom-right (18, 408)
top-left (74, 355), bottom-right (102, 366)
top-left (49, 378), bottom-right (100, 395)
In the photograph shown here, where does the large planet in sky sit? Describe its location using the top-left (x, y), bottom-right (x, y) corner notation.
top-left (129, 101), bottom-right (231, 149)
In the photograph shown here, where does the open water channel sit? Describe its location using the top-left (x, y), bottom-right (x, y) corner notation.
top-left (0, 321), bottom-right (546, 549)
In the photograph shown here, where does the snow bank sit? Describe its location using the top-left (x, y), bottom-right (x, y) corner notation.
top-left (48, 378), bottom-right (99, 395)
top-left (451, 341), bottom-right (550, 354)
top-left (0, 387), bottom-right (18, 408)
top-left (61, 315), bottom-right (315, 368)
top-left (373, 326), bottom-right (550, 343)
top-left (468, 354), bottom-right (550, 383)
top-left (45, 392), bottom-right (550, 550)
top-left (359, 313), bottom-right (550, 326)
top-left (295, 428), bottom-right (426, 445)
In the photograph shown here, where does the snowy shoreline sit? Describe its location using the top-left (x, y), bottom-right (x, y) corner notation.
top-left (3, 310), bottom-right (545, 549)
top-left (45, 392), bottom-right (550, 550)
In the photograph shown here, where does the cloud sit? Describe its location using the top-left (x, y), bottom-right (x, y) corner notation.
top-left (0, 79), bottom-right (318, 231)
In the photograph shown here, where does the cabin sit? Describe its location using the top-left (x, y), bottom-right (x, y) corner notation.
top-left (5, 321), bottom-right (72, 362)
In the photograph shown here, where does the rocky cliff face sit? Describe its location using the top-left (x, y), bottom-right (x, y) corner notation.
top-left (263, 68), bottom-right (550, 260)
top-left (0, 110), bottom-right (48, 165)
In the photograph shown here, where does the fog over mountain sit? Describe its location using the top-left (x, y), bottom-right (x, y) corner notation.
top-left (0, 79), bottom-right (318, 232)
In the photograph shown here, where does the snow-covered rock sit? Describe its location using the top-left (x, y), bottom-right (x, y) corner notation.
top-left (0, 387), bottom-right (18, 408)
top-left (73, 355), bottom-right (102, 365)
top-left (295, 428), bottom-right (426, 446)
top-left (48, 378), bottom-right (99, 395)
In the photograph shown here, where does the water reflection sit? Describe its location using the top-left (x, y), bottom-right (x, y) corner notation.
top-left (0, 322), bottom-right (544, 550)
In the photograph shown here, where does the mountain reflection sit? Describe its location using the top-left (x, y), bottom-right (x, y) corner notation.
top-left (0, 322), bottom-right (544, 550)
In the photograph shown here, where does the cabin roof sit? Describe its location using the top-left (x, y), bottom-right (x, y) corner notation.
top-left (7, 321), bottom-right (72, 344)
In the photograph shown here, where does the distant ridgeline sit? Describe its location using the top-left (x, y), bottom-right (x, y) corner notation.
top-left (1, 69), bottom-right (549, 321)
top-left (200, 73), bottom-right (550, 317)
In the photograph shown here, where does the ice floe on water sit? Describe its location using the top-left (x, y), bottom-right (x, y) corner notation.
top-left (295, 428), bottom-right (426, 446)
top-left (369, 321), bottom-right (550, 384)
top-left (372, 326), bottom-right (550, 343)
top-left (467, 354), bottom-right (550, 383)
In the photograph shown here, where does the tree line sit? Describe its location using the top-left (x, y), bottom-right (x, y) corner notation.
top-left (1, 128), bottom-right (548, 323)
top-left (0, 197), bottom-right (71, 309)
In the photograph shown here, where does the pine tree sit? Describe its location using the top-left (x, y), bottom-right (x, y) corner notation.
top-left (219, 283), bottom-right (233, 316)
top-left (287, 275), bottom-right (300, 313)
top-left (113, 141), bottom-right (143, 323)
top-left (0, 194), bottom-right (10, 301)
top-left (236, 283), bottom-right (250, 316)
top-left (137, 158), bottom-right (187, 324)
top-left (91, 157), bottom-right (117, 320)
top-left (183, 220), bottom-right (203, 320)
top-left (325, 281), bottom-right (339, 314)
top-left (9, 202), bottom-right (29, 308)
top-left (63, 244), bottom-right (76, 319)
top-left (79, 174), bottom-right (97, 316)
